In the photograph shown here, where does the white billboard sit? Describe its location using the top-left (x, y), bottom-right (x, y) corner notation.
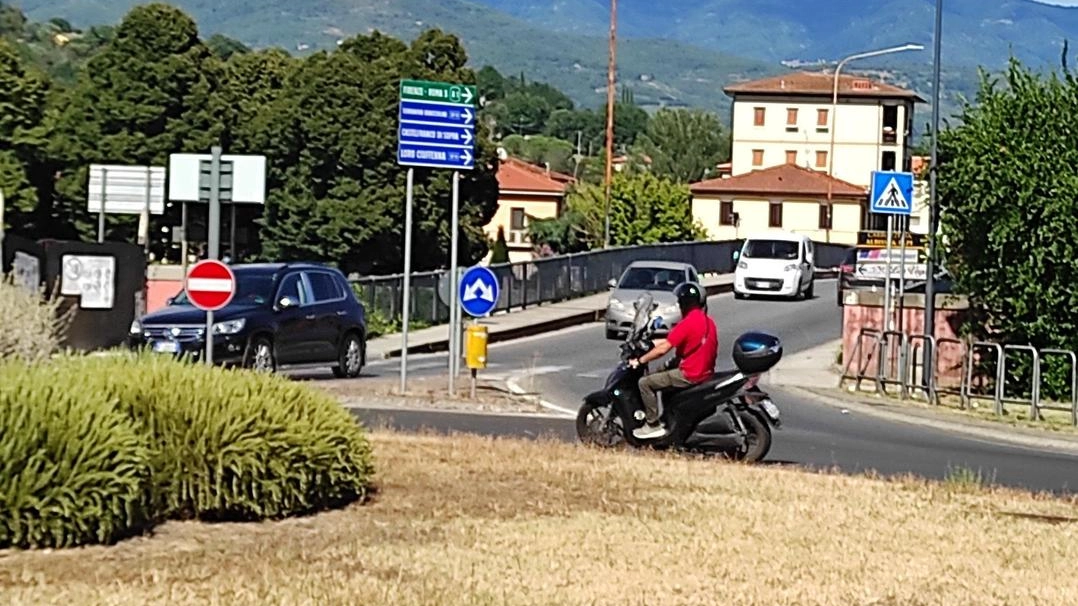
top-left (87, 165), bottom-right (166, 215)
top-left (168, 153), bottom-right (266, 204)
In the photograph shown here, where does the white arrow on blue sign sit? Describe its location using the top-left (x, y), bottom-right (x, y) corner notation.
top-left (459, 266), bottom-right (500, 317)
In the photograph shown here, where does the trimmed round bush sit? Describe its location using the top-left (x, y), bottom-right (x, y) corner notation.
top-left (49, 353), bottom-right (375, 521)
top-left (0, 362), bottom-right (152, 549)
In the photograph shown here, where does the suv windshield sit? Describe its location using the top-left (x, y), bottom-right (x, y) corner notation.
top-left (171, 269), bottom-right (276, 307)
top-left (743, 240), bottom-right (799, 260)
top-left (617, 267), bottom-right (687, 291)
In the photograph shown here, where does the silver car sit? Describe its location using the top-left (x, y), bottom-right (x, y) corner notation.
top-left (605, 261), bottom-right (702, 340)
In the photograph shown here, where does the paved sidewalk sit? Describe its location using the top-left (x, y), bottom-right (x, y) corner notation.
top-left (368, 274), bottom-right (736, 360)
top-left (766, 339), bottom-right (1078, 454)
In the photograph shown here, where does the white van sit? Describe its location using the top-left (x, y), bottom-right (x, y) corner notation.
top-left (732, 232), bottom-right (815, 300)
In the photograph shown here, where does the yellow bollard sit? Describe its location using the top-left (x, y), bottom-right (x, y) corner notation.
top-left (464, 323), bottom-right (488, 399)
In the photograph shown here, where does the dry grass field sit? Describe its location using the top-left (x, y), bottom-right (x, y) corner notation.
top-left (3, 431), bottom-right (1078, 606)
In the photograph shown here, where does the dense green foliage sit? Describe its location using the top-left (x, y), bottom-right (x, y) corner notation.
top-left (634, 109), bottom-right (730, 183)
top-left (0, 353), bottom-right (375, 548)
top-left (489, 226), bottom-right (510, 264)
top-left (938, 59), bottom-right (1078, 399)
top-left (529, 172), bottom-right (703, 254)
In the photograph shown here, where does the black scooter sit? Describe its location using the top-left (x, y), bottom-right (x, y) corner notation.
top-left (576, 293), bottom-right (783, 462)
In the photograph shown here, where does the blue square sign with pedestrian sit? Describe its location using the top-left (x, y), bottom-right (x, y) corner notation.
top-left (870, 171), bottom-right (915, 216)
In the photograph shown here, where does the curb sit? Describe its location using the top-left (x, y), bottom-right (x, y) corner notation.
top-left (505, 372), bottom-right (578, 418)
top-left (778, 383), bottom-right (1078, 456)
top-left (343, 402), bottom-right (575, 421)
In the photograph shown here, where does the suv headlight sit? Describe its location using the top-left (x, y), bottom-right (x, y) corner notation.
top-left (784, 264), bottom-right (798, 272)
top-left (609, 298), bottom-right (626, 310)
top-left (738, 261), bottom-right (748, 269)
top-left (129, 319), bottom-right (141, 335)
top-left (213, 318), bottom-right (246, 335)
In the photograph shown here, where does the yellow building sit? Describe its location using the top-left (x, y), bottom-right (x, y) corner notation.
top-left (484, 156), bottom-right (574, 263)
top-left (691, 163), bottom-right (867, 245)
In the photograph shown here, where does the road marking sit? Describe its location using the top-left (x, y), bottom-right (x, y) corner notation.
top-left (504, 367), bottom-right (577, 418)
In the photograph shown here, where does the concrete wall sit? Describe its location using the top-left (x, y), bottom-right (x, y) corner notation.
top-left (841, 289), bottom-right (970, 387)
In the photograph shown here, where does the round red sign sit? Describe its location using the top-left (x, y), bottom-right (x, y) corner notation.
top-left (184, 260), bottom-right (236, 311)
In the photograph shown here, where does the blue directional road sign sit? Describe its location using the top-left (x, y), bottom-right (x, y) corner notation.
top-left (397, 79), bottom-right (476, 171)
top-left (459, 266), bottom-right (500, 317)
top-left (870, 170), bottom-right (915, 216)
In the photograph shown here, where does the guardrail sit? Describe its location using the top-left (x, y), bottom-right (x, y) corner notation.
top-left (352, 239), bottom-right (849, 326)
top-left (840, 332), bottom-right (1078, 426)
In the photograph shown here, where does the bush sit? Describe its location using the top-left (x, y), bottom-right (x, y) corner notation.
top-left (0, 276), bottom-right (69, 363)
top-left (0, 362), bottom-right (152, 549)
top-left (0, 353), bottom-right (376, 548)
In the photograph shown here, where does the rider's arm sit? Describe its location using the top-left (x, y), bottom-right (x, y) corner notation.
top-left (632, 339), bottom-right (672, 367)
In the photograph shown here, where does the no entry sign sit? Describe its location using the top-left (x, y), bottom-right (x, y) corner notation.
top-left (185, 260), bottom-right (236, 311)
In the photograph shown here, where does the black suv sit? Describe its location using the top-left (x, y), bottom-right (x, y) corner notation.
top-left (130, 263), bottom-right (367, 377)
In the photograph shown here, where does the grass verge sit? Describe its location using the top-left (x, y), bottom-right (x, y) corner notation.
top-left (3, 431), bottom-right (1078, 605)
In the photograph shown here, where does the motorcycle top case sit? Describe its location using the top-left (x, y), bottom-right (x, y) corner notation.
top-left (732, 332), bottom-right (783, 374)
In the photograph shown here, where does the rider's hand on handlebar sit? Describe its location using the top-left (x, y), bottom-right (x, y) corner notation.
top-left (628, 358), bottom-right (641, 369)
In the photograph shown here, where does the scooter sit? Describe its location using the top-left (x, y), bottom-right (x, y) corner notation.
top-left (576, 293), bottom-right (783, 462)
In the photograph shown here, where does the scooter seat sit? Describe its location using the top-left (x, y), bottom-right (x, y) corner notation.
top-left (663, 369), bottom-right (742, 405)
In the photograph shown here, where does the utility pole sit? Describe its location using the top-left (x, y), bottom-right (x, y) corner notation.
top-left (602, 0), bottom-right (617, 248)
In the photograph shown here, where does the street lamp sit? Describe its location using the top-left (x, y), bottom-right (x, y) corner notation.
top-left (825, 43), bottom-right (924, 242)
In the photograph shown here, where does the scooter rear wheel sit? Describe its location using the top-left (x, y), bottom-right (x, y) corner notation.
top-left (734, 411), bottom-right (772, 462)
top-left (576, 400), bottom-right (625, 448)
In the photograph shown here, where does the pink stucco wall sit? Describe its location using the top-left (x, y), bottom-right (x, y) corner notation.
top-left (146, 266), bottom-right (185, 314)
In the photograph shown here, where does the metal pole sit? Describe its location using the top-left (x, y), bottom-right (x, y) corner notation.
top-left (230, 203), bottom-right (237, 262)
top-left (400, 168), bottom-right (414, 394)
top-left (142, 166), bottom-right (152, 256)
top-left (602, 0), bottom-right (617, 248)
top-left (924, 0), bottom-right (944, 384)
top-left (883, 215), bottom-right (894, 332)
top-left (206, 145), bottom-right (222, 366)
top-left (180, 201), bottom-right (188, 277)
top-left (448, 171), bottom-right (461, 395)
top-left (98, 167), bottom-right (107, 243)
top-left (898, 216), bottom-right (908, 332)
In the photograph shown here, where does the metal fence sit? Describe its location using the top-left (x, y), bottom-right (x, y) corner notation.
top-left (840, 329), bottom-right (1078, 426)
top-left (351, 239), bottom-right (850, 325)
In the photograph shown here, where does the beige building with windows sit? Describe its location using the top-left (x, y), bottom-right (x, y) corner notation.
top-left (483, 156), bottom-right (574, 263)
top-left (692, 71), bottom-right (924, 243)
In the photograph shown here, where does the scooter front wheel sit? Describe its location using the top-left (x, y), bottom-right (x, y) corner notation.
top-left (576, 399), bottom-right (626, 448)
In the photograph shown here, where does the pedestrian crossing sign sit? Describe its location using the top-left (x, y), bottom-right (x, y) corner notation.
top-left (870, 170), bottom-right (914, 216)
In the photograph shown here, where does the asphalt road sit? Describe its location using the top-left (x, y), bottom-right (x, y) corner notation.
top-left (356, 280), bottom-right (1078, 494)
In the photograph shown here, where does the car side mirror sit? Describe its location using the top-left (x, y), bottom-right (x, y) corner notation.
top-left (277, 295), bottom-right (299, 310)
top-left (608, 278), bottom-right (617, 289)
top-left (166, 297), bottom-right (175, 306)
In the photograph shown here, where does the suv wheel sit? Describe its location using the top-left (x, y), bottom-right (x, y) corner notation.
top-left (333, 333), bottom-right (364, 379)
top-left (245, 337), bottom-right (276, 373)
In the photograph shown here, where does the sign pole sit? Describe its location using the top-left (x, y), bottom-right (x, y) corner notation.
top-left (470, 319), bottom-right (478, 399)
top-left (400, 167), bottom-right (414, 394)
top-left (883, 215), bottom-right (894, 333)
top-left (448, 170), bottom-right (461, 395)
top-left (898, 216), bottom-right (908, 332)
top-left (206, 145), bottom-right (223, 365)
top-left (141, 166), bottom-right (152, 256)
top-left (180, 201), bottom-right (188, 277)
top-left (98, 167), bottom-right (107, 243)
top-left (230, 204), bottom-right (237, 262)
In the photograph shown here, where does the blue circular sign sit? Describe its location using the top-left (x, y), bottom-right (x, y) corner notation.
top-left (458, 266), bottom-right (500, 317)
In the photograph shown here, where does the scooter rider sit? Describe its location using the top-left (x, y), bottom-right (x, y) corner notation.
top-left (628, 282), bottom-right (718, 439)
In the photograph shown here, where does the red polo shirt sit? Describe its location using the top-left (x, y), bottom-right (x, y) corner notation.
top-left (667, 308), bottom-right (718, 383)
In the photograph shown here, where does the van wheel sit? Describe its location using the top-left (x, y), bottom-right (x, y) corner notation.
top-left (805, 280), bottom-right (815, 299)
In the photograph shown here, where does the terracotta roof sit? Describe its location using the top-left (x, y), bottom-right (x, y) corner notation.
top-left (724, 71), bottom-right (924, 102)
top-left (497, 157), bottom-right (573, 194)
top-left (690, 164), bottom-right (867, 198)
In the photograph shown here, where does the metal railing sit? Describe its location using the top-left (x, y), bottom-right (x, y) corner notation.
top-left (841, 332), bottom-right (1078, 426)
top-left (351, 239), bottom-right (850, 325)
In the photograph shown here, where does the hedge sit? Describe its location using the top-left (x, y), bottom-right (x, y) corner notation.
top-left (0, 352), bottom-right (375, 549)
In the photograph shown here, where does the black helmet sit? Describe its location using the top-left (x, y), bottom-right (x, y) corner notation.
top-left (674, 282), bottom-right (705, 314)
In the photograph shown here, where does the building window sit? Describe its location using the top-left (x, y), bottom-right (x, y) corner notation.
top-left (752, 149), bottom-right (764, 167)
top-left (753, 107), bottom-right (765, 126)
top-left (768, 202), bottom-right (783, 228)
top-left (785, 150), bottom-right (797, 165)
top-left (510, 208), bottom-right (526, 231)
top-left (815, 150), bottom-right (828, 168)
top-left (818, 204), bottom-right (832, 230)
top-left (881, 151), bottom-right (896, 171)
top-left (786, 108), bottom-right (798, 131)
top-left (720, 201), bottom-right (735, 226)
top-left (817, 108), bottom-right (829, 128)
top-left (882, 105), bottom-right (899, 145)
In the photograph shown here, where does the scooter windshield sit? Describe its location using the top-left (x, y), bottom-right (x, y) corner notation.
top-left (629, 293), bottom-right (654, 337)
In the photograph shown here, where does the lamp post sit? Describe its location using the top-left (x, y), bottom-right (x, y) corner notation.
top-left (825, 43), bottom-right (924, 241)
top-left (923, 0), bottom-right (944, 391)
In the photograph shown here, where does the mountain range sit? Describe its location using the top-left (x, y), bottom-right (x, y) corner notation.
top-left (11, 0), bottom-right (1078, 117)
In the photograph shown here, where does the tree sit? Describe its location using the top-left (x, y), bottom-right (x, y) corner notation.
top-left (206, 33), bottom-right (250, 60)
top-left (529, 172), bottom-right (703, 253)
top-left (606, 101), bottom-right (649, 148)
top-left (634, 108), bottom-right (729, 183)
top-left (937, 59), bottom-right (1078, 395)
top-left (46, 3), bottom-right (221, 246)
top-left (500, 134), bottom-right (575, 174)
top-left (0, 39), bottom-right (51, 235)
top-left (489, 226), bottom-right (510, 264)
top-left (476, 65), bottom-right (506, 101)
top-left (256, 29), bottom-right (500, 275)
